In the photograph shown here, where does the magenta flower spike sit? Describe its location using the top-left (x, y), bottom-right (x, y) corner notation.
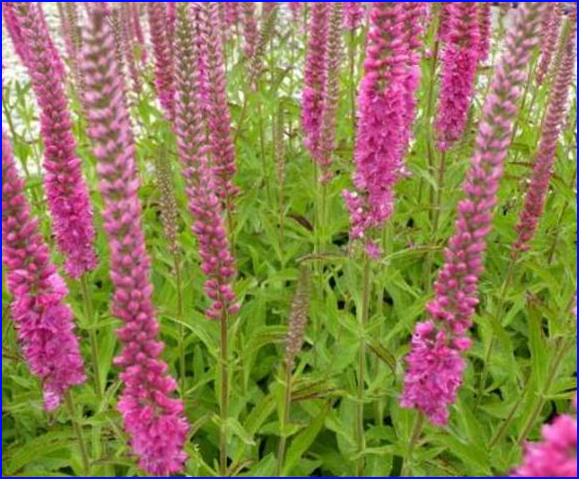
top-left (120, 2), bottom-right (142, 95)
top-left (3, 2), bottom-right (29, 67)
top-left (434, 2), bottom-right (480, 151)
top-left (511, 397), bottom-right (577, 477)
top-left (478, 3), bottom-right (492, 63)
top-left (437, 2), bottom-right (454, 44)
top-left (130, 2), bottom-right (148, 64)
top-left (175, 3), bottom-right (238, 321)
top-left (344, 2), bottom-right (365, 31)
top-left (166, 2), bottom-right (177, 51)
top-left (242, 2), bottom-right (258, 59)
top-left (536, 3), bottom-right (563, 85)
top-left (401, 3), bottom-right (428, 152)
top-left (12, 2), bottom-right (98, 279)
top-left (302, 2), bottom-right (331, 160)
top-left (81, 5), bottom-right (189, 475)
top-left (2, 130), bottom-right (86, 411)
top-left (343, 2), bottom-right (407, 257)
top-left (225, 2), bottom-right (241, 27)
top-left (288, 2), bottom-right (303, 22)
top-left (147, 2), bottom-right (176, 122)
top-left (401, 2), bottom-right (546, 426)
top-left (515, 15), bottom-right (576, 252)
top-left (36, 2), bottom-right (66, 79)
top-left (57, 2), bottom-right (80, 83)
top-left (314, 3), bottom-right (345, 184)
top-left (197, 2), bottom-right (239, 204)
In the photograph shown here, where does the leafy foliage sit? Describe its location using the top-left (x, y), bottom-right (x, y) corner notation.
top-left (2, 3), bottom-right (577, 478)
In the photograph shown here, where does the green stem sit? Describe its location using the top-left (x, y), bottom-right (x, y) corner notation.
top-left (511, 63), bottom-right (536, 146)
top-left (174, 254), bottom-right (186, 398)
top-left (547, 169), bottom-right (577, 264)
top-left (257, 100), bottom-right (270, 203)
top-left (80, 275), bottom-right (102, 401)
top-left (432, 150), bottom-right (448, 236)
top-left (517, 338), bottom-right (573, 444)
top-left (276, 365), bottom-right (293, 477)
top-left (219, 309), bottom-right (230, 477)
top-left (356, 257), bottom-right (371, 477)
top-left (65, 392), bottom-right (91, 476)
top-left (475, 255), bottom-right (518, 409)
top-left (489, 376), bottom-right (530, 448)
top-left (400, 413), bottom-right (425, 477)
top-left (420, 39), bottom-right (439, 210)
top-left (233, 95), bottom-right (249, 145)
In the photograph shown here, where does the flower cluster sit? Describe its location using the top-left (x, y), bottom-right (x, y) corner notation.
top-left (478, 3), bottom-right (492, 63)
top-left (401, 3), bottom-right (428, 152)
top-left (344, 2), bottom-right (365, 31)
top-left (81, 5), bottom-right (189, 475)
top-left (130, 2), bottom-right (148, 64)
top-left (3, 2), bottom-right (29, 67)
top-left (224, 2), bottom-right (241, 27)
top-left (343, 2), bottom-right (407, 256)
top-left (174, 3), bottom-right (238, 321)
top-left (515, 14), bottom-right (576, 252)
top-left (242, 2), bottom-right (258, 59)
top-left (537, 3), bottom-right (563, 85)
top-left (434, 2), bottom-right (480, 151)
top-left (200, 3), bottom-right (240, 203)
top-left (302, 2), bottom-right (331, 160)
top-left (401, 2), bottom-right (546, 426)
top-left (316, 3), bottom-right (344, 183)
top-left (13, 1), bottom-right (98, 279)
top-left (2, 130), bottom-right (86, 411)
top-left (147, 2), bottom-right (176, 121)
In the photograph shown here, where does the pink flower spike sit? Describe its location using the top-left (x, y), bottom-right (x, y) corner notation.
top-left (224, 2), bottom-right (241, 27)
top-left (401, 2), bottom-right (547, 426)
top-left (81, 5), bottom-right (189, 475)
top-left (2, 130), bottom-right (86, 411)
top-left (537, 3), bottom-right (564, 85)
top-left (13, 1), bottom-right (98, 279)
top-left (478, 3), bottom-right (492, 63)
top-left (3, 2), bottom-right (29, 67)
top-left (199, 2), bottom-right (240, 203)
top-left (401, 3), bottom-right (428, 152)
top-left (242, 2), bottom-right (258, 59)
top-left (147, 2), bottom-right (176, 122)
top-left (515, 15), bottom-right (577, 252)
top-left (343, 2), bottom-right (408, 253)
top-left (437, 2), bottom-right (454, 44)
top-left (434, 2), bottom-right (480, 151)
top-left (174, 3), bottom-right (238, 321)
top-left (344, 2), bottom-right (365, 31)
top-left (302, 2), bottom-right (331, 160)
top-left (130, 2), bottom-right (148, 64)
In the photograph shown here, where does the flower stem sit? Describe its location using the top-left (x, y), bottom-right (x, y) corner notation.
top-left (80, 274), bottom-right (102, 401)
top-left (475, 254), bottom-right (518, 410)
top-left (65, 391), bottom-right (90, 476)
top-left (517, 338), bottom-right (573, 444)
top-left (432, 150), bottom-right (448, 236)
top-left (174, 253), bottom-right (186, 398)
top-left (276, 365), bottom-right (293, 477)
top-left (356, 256), bottom-right (371, 477)
top-left (219, 309), bottom-right (230, 477)
top-left (491, 307), bottom-right (575, 447)
top-left (400, 413), bottom-right (425, 477)
top-left (547, 168), bottom-right (577, 264)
